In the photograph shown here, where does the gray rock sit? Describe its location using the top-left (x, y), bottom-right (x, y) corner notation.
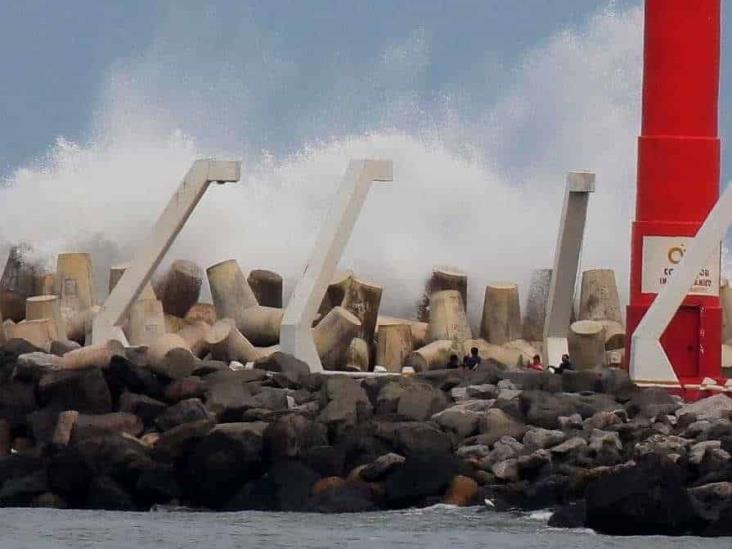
top-left (676, 394), bottom-right (732, 421)
top-left (634, 434), bottom-right (692, 460)
top-left (466, 384), bottom-right (498, 399)
top-left (550, 436), bottom-right (588, 455)
top-left (212, 421), bottom-right (269, 438)
top-left (455, 444), bottom-right (491, 460)
top-left (431, 407), bottom-right (480, 438)
top-left (397, 382), bottom-right (449, 421)
top-left (558, 413), bottom-right (583, 430)
top-left (449, 399), bottom-right (495, 413)
top-left (625, 387), bottom-right (680, 418)
top-left (689, 440), bottom-right (722, 465)
top-left (248, 387), bottom-right (289, 411)
top-left (583, 410), bottom-right (623, 431)
top-left (254, 352), bottom-right (311, 386)
top-left (492, 458), bottom-right (519, 481)
top-left (376, 381), bottom-right (408, 414)
top-left (376, 421), bottom-right (453, 455)
top-left (150, 347), bottom-right (199, 380)
top-left (204, 380), bottom-right (252, 421)
top-left (156, 398), bottom-right (214, 432)
top-left (688, 482), bottom-right (732, 522)
top-left (497, 380), bottom-right (518, 391)
top-left (318, 376), bottom-right (372, 428)
top-left (519, 391), bottom-right (578, 429)
top-left (264, 414), bottom-right (328, 460)
top-left (517, 449), bottom-right (551, 475)
top-left (13, 352), bottom-right (63, 380)
top-left (478, 408), bottom-right (527, 445)
top-left (523, 427), bottom-right (566, 450)
top-left (360, 452), bottom-right (405, 481)
top-left (488, 436), bottom-right (523, 463)
top-left (450, 387), bottom-right (468, 401)
top-left (589, 429), bottom-right (622, 452)
top-left (118, 392), bottom-right (167, 426)
top-left (153, 418), bottom-right (215, 460)
top-left (684, 420), bottom-right (712, 438)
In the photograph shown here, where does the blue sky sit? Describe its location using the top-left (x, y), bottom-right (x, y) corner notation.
top-left (0, 0), bottom-right (670, 175)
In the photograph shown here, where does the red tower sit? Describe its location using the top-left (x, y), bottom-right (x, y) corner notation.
top-left (626, 0), bottom-right (722, 386)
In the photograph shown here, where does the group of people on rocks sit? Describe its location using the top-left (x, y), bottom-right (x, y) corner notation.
top-left (445, 346), bottom-right (574, 374)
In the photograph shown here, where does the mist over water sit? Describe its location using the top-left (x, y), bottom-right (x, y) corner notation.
top-left (0, 5), bottom-right (644, 321)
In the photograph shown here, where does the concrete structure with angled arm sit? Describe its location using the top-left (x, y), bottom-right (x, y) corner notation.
top-left (280, 159), bottom-right (393, 373)
top-left (543, 171), bottom-right (595, 367)
top-left (92, 159), bottom-right (241, 345)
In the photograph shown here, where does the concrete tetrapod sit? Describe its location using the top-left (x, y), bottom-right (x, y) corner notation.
top-left (376, 323), bottom-right (413, 373)
top-left (721, 278), bottom-right (732, 342)
top-left (56, 252), bottom-right (95, 313)
top-left (159, 260), bottom-right (204, 318)
top-left (26, 295), bottom-right (67, 341)
top-left (109, 263), bottom-right (156, 300)
top-left (568, 320), bottom-right (606, 370)
top-left (5, 319), bottom-right (56, 351)
top-left (578, 269), bottom-right (623, 324)
top-left (313, 306), bottom-right (362, 370)
top-left (523, 269), bottom-right (552, 343)
top-left (318, 270), bottom-right (354, 316)
top-left (176, 320), bottom-right (211, 357)
top-left (127, 298), bottom-right (166, 347)
top-left (184, 303), bottom-right (217, 325)
top-left (406, 340), bottom-right (458, 371)
top-left (429, 290), bottom-right (472, 342)
top-left (0, 245), bottom-right (42, 322)
top-left (418, 267), bottom-right (468, 322)
top-left (280, 159), bottom-right (393, 372)
top-left (239, 306), bottom-right (284, 346)
top-left (345, 337), bottom-right (370, 371)
top-left (247, 269), bottom-right (283, 308)
top-left (205, 318), bottom-right (262, 363)
top-left (341, 277), bottom-right (382, 344)
top-left (481, 283), bottom-right (521, 345)
top-left (377, 316), bottom-right (429, 348)
top-left (207, 259), bottom-right (258, 327)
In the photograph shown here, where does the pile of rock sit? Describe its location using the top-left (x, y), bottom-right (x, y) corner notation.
top-left (1, 340), bottom-right (732, 537)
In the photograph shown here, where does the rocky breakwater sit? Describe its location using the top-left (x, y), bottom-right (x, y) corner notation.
top-left (1, 341), bottom-right (732, 536)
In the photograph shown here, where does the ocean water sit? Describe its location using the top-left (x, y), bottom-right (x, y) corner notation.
top-left (0, 506), bottom-right (727, 549)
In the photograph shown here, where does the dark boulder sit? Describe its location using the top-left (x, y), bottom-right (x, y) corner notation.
top-left (163, 376), bottom-right (205, 403)
top-left (560, 370), bottom-right (601, 394)
top-left (119, 392), bottom-right (167, 426)
top-left (269, 460), bottom-right (321, 511)
top-left (549, 501), bottom-right (587, 528)
top-left (178, 424), bottom-right (264, 508)
top-left (155, 398), bottom-right (214, 432)
top-left (310, 479), bottom-right (377, 512)
top-left (255, 352), bottom-right (311, 386)
top-left (38, 368), bottom-right (112, 414)
top-left (384, 453), bottom-right (468, 508)
top-left (585, 454), bottom-right (699, 535)
top-left (105, 355), bottom-right (163, 400)
top-left (301, 445), bottom-right (347, 478)
top-left (375, 421), bottom-right (452, 456)
top-left (625, 388), bottom-right (680, 419)
top-left (264, 414), bottom-right (328, 461)
top-left (0, 470), bottom-right (48, 507)
top-left (85, 475), bottom-right (137, 511)
top-left (135, 463), bottom-right (182, 506)
top-left (519, 391), bottom-right (577, 429)
top-left (153, 418), bottom-right (215, 462)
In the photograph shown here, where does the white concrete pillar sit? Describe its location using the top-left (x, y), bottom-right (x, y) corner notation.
top-left (280, 159), bottom-right (393, 372)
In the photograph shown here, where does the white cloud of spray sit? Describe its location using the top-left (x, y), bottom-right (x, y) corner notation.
top-left (0, 4), bottom-right (645, 326)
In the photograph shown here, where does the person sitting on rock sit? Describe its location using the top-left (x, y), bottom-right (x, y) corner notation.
top-left (553, 353), bottom-right (574, 374)
top-left (528, 354), bottom-right (544, 372)
top-left (463, 347), bottom-right (481, 370)
top-left (445, 354), bottom-right (460, 369)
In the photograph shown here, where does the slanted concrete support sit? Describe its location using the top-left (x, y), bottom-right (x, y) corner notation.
top-left (543, 171), bottom-right (595, 367)
top-left (630, 179), bottom-right (731, 389)
top-left (280, 159), bottom-right (393, 372)
top-left (92, 160), bottom-right (240, 345)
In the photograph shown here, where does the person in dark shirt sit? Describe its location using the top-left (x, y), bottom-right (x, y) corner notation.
top-left (464, 346), bottom-right (481, 370)
top-left (445, 354), bottom-right (460, 369)
top-left (553, 353), bottom-right (574, 374)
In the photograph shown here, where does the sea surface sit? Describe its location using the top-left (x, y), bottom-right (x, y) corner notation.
top-left (0, 505), bottom-right (728, 549)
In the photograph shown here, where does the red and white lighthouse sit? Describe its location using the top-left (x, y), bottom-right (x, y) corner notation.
top-left (626, 0), bottom-right (722, 387)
